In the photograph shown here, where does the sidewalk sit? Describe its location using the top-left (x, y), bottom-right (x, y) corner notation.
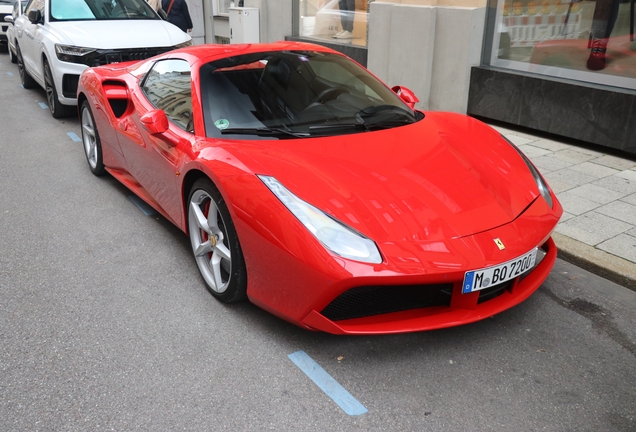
top-left (490, 123), bottom-right (636, 291)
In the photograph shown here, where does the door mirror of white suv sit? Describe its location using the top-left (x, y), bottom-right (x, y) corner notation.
top-left (27, 9), bottom-right (42, 24)
top-left (4, 15), bottom-right (13, 23)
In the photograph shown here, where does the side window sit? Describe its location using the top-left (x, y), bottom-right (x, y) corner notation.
top-left (142, 59), bottom-right (193, 133)
top-left (24, 0), bottom-right (44, 16)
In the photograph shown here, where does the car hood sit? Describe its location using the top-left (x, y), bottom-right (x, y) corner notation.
top-left (230, 112), bottom-right (540, 244)
top-left (48, 20), bottom-right (190, 49)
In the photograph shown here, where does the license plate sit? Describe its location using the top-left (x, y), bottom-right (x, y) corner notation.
top-left (462, 248), bottom-right (538, 294)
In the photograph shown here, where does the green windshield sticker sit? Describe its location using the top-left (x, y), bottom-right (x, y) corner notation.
top-left (214, 119), bottom-right (230, 130)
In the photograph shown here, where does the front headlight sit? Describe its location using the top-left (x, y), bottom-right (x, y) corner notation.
top-left (55, 44), bottom-right (97, 64)
top-left (173, 40), bottom-right (193, 49)
top-left (504, 135), bottom-right (554, 209)
top-left (259, 176), bottom-right (383, 264)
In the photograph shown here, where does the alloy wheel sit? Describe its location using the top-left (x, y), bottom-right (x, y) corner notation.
top-left (81, 105), bottom-right (98, 169)
top-left (188, 189), bottom-right (232, 294)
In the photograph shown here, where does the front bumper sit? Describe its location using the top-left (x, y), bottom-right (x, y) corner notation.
top-left (301, 237), bottom-right (556, 334)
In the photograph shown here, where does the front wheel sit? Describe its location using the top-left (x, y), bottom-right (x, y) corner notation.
top-left (16, 44), bottom-right (36, 89)
top-left (188, 179), bottom-right (247, 303)
top-left (44, 59), bottom-right (73, 118)
top-left (80, 101), bottom-right (106, 176)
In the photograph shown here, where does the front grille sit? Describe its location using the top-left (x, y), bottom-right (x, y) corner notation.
top-left (477, 279), bottom-right (514, 304)
top-left (90, 47), bottom-right (173, 66)
top-left (321, 284), bottom-right (453, 321)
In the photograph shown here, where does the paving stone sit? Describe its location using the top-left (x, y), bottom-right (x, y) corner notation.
top-left (530, 155), bottom-right (573, 173)
top-left (556, 191), bottom-right (601, 215)
top-left (517, 144), bottom-right (552, 158)
top-left (596, 201), bottom-right (636, 225)
top-left (527, 139), bottom-right (572, 152)
top-left (555, 212), bottom-right (631, 246)
top-left (616, 170), bottom-right (636, 181)
top-left (597, 234), bottom-right (636, 264)
top-left (505, 134), bottom-right (537, 146)
top-left (559, 211), bottom-right (575, 222)
top-left (627, 227), bottom-right (636, 237)
top-left (592, 155), bottom-right (636, 170)
top-left (593, 175), bottom-right (636, 195)
top-left (568, 162), bottom-right (619, 179)
top-left (551, 149), bottom-right (597, 164)
top-left (544, 168), bottom-right (597, 192)
top-left (543, 176), bottom-right (571, 194)
top-left (561, 183), bottom-right (626, 204)
top-left (567, 146), bottom-right (606, 157)
top-left (488, 124), bottom-right (516, 135)
top-left (621, 193), bottom-right (636, 205)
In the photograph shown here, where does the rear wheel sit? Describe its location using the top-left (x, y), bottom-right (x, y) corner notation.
top-left (188, 178), bottom-right (247, 303)
top-left (80, 101), bottom-right (106, 176)
top-left (16, 44), bottom-right (36, 89)
top-left (44, 59), bottom-right (73, 118)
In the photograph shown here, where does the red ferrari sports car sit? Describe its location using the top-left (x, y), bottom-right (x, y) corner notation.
top-left (77, 42), bottom-right (562, 335)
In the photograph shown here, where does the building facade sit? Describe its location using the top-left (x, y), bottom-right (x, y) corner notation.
top-left (196, 0), bottom-right (636, 155)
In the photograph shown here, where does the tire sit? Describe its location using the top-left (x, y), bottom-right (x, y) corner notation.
top-left (80, 100), bottom-right (106, 176)
top-left (44, 59), bottom-right (73, 118)
top-left (9, 45), bottom-right (17, 64)
top-left (16, 44), bottom-right (36, 89)
top-left (188, 178), bottom-right (247, 303)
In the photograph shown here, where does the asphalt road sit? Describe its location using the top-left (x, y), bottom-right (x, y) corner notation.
top-left (0, 49), bottom-right (635, 432)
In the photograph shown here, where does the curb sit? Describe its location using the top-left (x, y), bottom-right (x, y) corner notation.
top-left (553, 233), bottom-right (636, 292)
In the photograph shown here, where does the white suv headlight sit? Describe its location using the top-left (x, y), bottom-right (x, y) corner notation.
top-left (55, 44), bottom-right (97, 64)
top-left (259, 176), bottom-right (383, 264)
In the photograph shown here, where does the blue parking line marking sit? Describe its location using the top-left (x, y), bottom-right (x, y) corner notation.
top-left (7, 72), bottom-right (13, 76)
top-left (67, 132), bottom-right (81, 142)
top-left (38, 102), bottom-right (48, 109)
top-left (288, 350), bottom-right (367, 416)
top-left (128, 195), bottom-right (156, 216)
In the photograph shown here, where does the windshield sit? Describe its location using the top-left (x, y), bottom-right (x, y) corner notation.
top-left (50, 0), bottom-right (159, 20)
top-left (200, 51), bottom-right (420, 139)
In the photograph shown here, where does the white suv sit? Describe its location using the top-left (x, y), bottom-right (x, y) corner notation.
top-left (0, 0), bottom-right (13, 49)
top-left (13, 0), bottom-right (191, 118)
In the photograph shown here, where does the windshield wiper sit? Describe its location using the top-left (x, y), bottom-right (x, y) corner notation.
top-left (308, 122), bottom-right (368, 132)
top-left (307, 113), bottom-right (412, 133)
top-left (220, 127), bottom-right (310, 138)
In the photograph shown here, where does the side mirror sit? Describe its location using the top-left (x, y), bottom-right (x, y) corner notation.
top-left (4, 15), bottom-right (13, 23)
top-left (27, 9), bottom-right (42, 24)
top-left (391, 85), bottom-right (419, 110)
top-left (140, 109), bottom-right (170, 135)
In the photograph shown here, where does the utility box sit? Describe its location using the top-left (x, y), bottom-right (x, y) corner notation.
top-left (229, 7), bottom-right (260, 43)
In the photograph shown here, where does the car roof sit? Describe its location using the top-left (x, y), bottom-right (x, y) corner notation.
top-left (173, 41), bottom-right (341, 64)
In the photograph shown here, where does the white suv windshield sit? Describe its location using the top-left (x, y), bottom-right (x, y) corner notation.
top-left (50, 0), bottom-right (159, 20)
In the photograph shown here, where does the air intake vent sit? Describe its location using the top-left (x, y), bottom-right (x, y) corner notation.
top-left (321, 284), bottom-right (453, 321)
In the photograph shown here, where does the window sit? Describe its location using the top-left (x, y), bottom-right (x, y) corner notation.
top-left (213, 0), bottom-right (231, 16)
top-left (484, 0), bottom-right (636, 90)
top-left (50, 0), bottom-right (158, 20)
top-left (142, 59), bottom-right (194, 132)
top-left (24, 0), bottom-right (44, 16)
top-left (199, 51), bottom-right (416, 140)
top-left (297, 0), bottom-right (370, 47)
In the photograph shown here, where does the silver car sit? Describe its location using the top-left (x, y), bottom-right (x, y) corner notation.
top-left (3, 0), bottom-right (26, 64)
